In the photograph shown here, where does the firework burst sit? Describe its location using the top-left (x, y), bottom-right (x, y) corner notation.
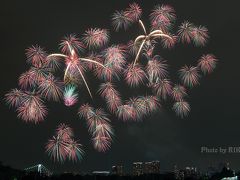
top-left (117, 104), bottom-right (137, 121)
top-left (125, 63), bottom-right (146, 87)
top-left (179, 65), bottom-right (200, 87)
top-left (178, 21), bottom-right (194, 44)
top-left (198, 54), bottom-right (218, 74)
top-left (5, 2), bottom-right (218, 164)
top-left (191, 26), bottom-right (209, 46)
top-left (46, 124), bottom-right (84, 162)
top-left (95, 45), bottom-right (125, 81)
top-left (152, 79), bottom-right (172, 100)
top-left (99, 82), bottom-right (122, 113)
top-left (124, 2), bottom-right (142, 22)
top-left (146, 56), bottom-right (168, 84)
top-left (25, 45), bottom-right (47, 67)
top-left (83, 28), bottom-right (109, 48)
top-left (171, 85), bottom-right (187, 101)
top-left (150, 4), bottom-right (176, 31)
top-left (112, 11), bottom-right (131, 31)
top-left (38, 75), bottom-right (63, 102)
top-left (16, 93), bottom-right (47, 123)
top-left (78, 104), bottom-right (114, 152)
top-left (173, 100), bottom-right (190, 118)
top-left (64, 85), bottom-right (78, 106)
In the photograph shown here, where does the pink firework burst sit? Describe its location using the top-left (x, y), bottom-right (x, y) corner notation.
top-left (125, 63), bottom-right (146, 87)
top-left (46, 124), bottom-right (84, 162)
top-left (38, 75), bottom-right (63, 102)
top-left (25, 45), bottom-right (47, 68)
top-left (150, 5), bottom-right (176, 31)
top-left (112, 11), bottom-right (131, 31)
top-left (179, 65), bottom-right (200, 87)
top-left (117, 104), bottom-right (137, 121)
top-left (173, 100), bottom-right (190, 118)
top-left (171, 84), bottom-right (187, 101)
top-left (84, 53), bottom-right (103, 70)
top-left (78, 105), bottom-right (113, 152)
top-left (92, 133), bottom-right (112, 153)
top-left (161, 33), bottom-right (178, 48)
top-left (67, 139), bottom-right (84, 162)
top-left (16, 93), bottom-right (47, 123)
top-left (198, 54), bottom-right (218, 74)
top-left (177, 21), bottom-right (194, 44)
top-left (82, 28), bottom-right (109, 48)
top-left (146, 56), bottom-right (168, 83)
top-left (18, 70), bottom-right (37, 89)
top-left (5, 89), bottom-right (26, 108)
top-left (99, 82), bottom-right (122, 113)
top-left (95, 45), bottom-right (125, 81)
top-left (124, 96), bottom-right (160, 120)
top-left (56, 123), bottom-right (73, 141)
top-left (28, 66), bottom-right (50, 84)
top-left (46, 135), bottom-right (69, 162)
top-left (130, 96), bottom-right (160, 118)
top-left (60, 34), bottom-right (85, 55)
top-left (191, 26), bottom-right (209, 46)
top-left (152, 79), bottom-right (172, 100)
top-left (124, 2), bottom-right (142, 22)
top-left (127, 40), bottom-right (138, 55)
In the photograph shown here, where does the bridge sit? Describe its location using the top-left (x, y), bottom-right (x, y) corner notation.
top-left (24, 164), bottom-right (52, 176)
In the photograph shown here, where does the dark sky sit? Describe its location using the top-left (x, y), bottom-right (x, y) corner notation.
top-left (0, 0), bottom-right (240, 174)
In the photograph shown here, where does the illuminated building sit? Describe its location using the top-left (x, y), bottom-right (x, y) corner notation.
top-left (133, 162), bottom-right (144, 176)
top-left (111, 165), bottom-right (123, 176)
top-left (144, 161), bottom-right (160, 174)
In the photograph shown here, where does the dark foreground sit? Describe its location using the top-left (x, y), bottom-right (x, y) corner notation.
top-left (0, 163), bottom-right (238, 180)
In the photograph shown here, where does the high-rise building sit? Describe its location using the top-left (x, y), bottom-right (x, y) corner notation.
top-left (173, 164), bottom-right (179, 179)
top-left (184, 166), bottom-right (199, 179)
top-left (111, 165), bottom-right (123, 176)
top-left (133, 162), bottom-right (144, 176)
top-left (144, 161), bottom-right (160, 174)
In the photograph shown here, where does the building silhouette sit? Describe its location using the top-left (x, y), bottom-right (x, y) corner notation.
top-left (111, 165), bottom-right (123, 176)
top-left (173, 164), bottom-right (180, 179)
top-left (133, 162), bottom-right (144, 176)
top-left (144, 161), bottom-right (160, 174)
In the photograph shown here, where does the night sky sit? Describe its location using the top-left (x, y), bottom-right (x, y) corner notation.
top-left (0, 0), bottom-right (240, 174)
